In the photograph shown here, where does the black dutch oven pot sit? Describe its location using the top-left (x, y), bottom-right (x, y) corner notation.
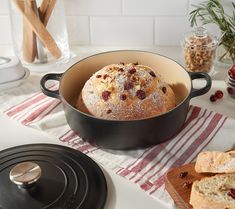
top-left (40, 50), bottom-right (211, 150)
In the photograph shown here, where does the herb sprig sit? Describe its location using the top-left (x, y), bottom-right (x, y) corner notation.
top-left (189, 0), bottom-right (235, 62)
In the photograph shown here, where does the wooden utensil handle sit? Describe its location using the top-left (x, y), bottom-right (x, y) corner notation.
top-left (19, 0), bottom-right (37, 63)
top-left (39, 0), bottom-right (57, 26)
top-left (13, 0), bottom-right (61, 59)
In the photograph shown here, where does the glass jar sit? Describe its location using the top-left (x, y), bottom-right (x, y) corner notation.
top-left (182, 27), bottom-right (218, 74)
top-left (9, 0), bottom-right (70, 72)
top-left (216, 45), bottom-right (233, 67)
top-left (226, 64), bottom-right (235, 99)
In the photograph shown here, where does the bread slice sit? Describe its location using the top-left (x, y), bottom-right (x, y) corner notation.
top-left (195, 150), bottom-right (235, 173)
top-left (190, 174), bottom-right (235, 209)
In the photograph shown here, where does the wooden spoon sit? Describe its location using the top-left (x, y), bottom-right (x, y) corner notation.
top-left (39, 0), bottom-right (57, 26)
top-left (22, 0), bottom-right (37, 63)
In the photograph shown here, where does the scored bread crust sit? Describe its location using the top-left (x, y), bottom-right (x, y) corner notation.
top-left (77, 63), bottom-right (176, 120)
top-left (195, 150), bottom-right (235, 173)
top-left (190, 174), bottom-right (235, 209)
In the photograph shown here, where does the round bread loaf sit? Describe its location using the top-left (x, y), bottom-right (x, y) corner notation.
top-left (77, 63), bottom-right (176, 120)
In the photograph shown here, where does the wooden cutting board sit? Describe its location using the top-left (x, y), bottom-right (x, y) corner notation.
top-left (164, 163), bottom-right (213, 209)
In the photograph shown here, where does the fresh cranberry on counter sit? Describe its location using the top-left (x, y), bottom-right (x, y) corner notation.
top-left (215, 90), bottom-right (223, 99)
top-left (210, 94), bottom-right (217, 102)
top-left (209, 90), bottom-right (224, 102)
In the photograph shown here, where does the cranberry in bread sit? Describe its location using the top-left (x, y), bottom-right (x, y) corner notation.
top-left (76, 63), bottom-right (176, 120)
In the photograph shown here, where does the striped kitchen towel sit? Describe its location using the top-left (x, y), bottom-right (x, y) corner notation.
top-left (1, 81), bottom-right (234, 206)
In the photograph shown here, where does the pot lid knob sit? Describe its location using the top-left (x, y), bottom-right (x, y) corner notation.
top-left (9, 162), bottom-right (41, 188)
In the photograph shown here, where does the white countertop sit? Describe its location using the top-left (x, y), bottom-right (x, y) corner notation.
top-left (0, 45), bottom-right (234, 209)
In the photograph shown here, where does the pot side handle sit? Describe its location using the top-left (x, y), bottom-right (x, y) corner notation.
top-left (40, 73), bottom-right (63, 99)
top-left (189, 72), bottom-right (212, 98)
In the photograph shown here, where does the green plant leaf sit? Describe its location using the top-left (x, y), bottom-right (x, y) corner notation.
top-left (189, 0), bottom-right (235, 62)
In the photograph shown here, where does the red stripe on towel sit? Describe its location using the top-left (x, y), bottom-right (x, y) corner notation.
top-left (4, 84), bottom-right (58, 117)
top-left (119, 106), bottom-right (201, 178)
top-left (4, 91), bottom-right (42, 114)
top-left (134, 109), bottom-right (210, 184)
top-left (32, 101), bottom-right (62, 123)
top-left (6, 94), bottom-right (47, 117)
top-left (21, 100), bottom-right (57, 125)
top-left (60, 131), bottom-right (78, 143)
top-left (59, 130), bottom-right (73, 141)
top-left (127, 107), bottom-right (205, 181)
top-left (78, 144), bottom-right (95, 152)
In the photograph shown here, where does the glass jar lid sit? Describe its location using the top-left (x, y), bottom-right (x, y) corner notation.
top-left (182, 27), bottom-right (218, 49)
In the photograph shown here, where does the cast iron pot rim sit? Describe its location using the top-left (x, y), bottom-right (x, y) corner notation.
top-left (57, 50), bottom-right (194, 122)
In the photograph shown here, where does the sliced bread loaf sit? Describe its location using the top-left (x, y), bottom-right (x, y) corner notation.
top-left (195, 150), bottom-right (235, 173)
top-left (190, 173), bottom-right (235, 209)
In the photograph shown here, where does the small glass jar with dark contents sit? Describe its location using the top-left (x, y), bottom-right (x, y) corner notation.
top-left (226, 64), bottom-right (235, 99)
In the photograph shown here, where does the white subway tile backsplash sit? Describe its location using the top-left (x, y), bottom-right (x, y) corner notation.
top-left (123, 0), bottom-right (188, 15)
top-left (90, 17), bottom-right (154, 45)
top-left (0, 16), bottom-right (12, 44)
top-left (66, 16), bottom-right (90, 45)
top-left (0, 0), bottom-right (232, 47)
top-left (63, 0), bottom-right (121, 15)
top-left (155, 16), bottom-right (190, 45)
top-left (0, 0), bottom-right (9, 14)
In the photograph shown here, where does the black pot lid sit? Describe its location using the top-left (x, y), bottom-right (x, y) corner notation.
top-left (0, 143), bottom-right (107, 209)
